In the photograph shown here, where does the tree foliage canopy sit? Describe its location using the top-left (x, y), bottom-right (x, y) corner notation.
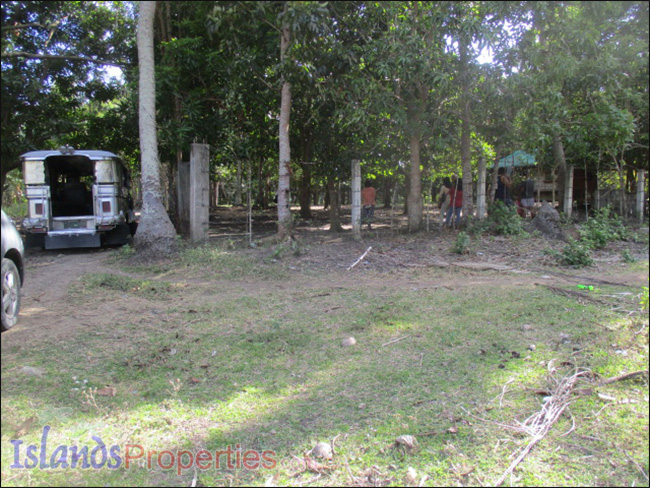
top-left (2, 1), bottom-right (648, 221)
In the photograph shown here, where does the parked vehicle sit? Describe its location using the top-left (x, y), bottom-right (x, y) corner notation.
top-left (21, 147), bottom-right (137, 249)
top-left (2, 209), bottom-right (25, 330)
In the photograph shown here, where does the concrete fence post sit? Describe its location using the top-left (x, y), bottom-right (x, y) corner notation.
top-left (351, 159), bottom-right (361, 241)
top-left (190, 143), bottom-right (210, 243)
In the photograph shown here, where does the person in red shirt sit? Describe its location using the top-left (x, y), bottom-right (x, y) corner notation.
top-left (361, 179), bottom-right (376, 229)
top-left (445, 176), bottom-right (463, 228)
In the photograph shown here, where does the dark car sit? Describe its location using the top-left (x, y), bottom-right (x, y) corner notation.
top-left (2, 209), bottom-right (25, 330)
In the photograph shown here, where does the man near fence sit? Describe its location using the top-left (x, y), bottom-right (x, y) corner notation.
top-left (361, 179), bottom-right (376, 230)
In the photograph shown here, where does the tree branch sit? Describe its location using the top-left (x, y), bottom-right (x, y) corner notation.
top-left (1, 23), bottom-right (45, 32)
top-left (1, 51), bottom-right (131, 67)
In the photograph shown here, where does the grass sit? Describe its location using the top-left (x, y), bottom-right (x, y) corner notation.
top-left (1, 247), bottom-right (648, 487)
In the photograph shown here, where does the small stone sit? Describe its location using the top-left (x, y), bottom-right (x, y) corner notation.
top-left (310, 442), bottom-right (333, 459)
top-left (341, 337), bottom-right (357, 347)
top-left (521, 324), bottom-right (534, 331)
top-left (394, 435), bottom-right (418, 452)
top-left (405, 467), bottom-right (418, 485)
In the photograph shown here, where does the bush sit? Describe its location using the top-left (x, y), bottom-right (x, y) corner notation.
top-left (487, 201), bottom-right (527, 236)
top-left (558, 239), bottom-right (595, 267)
top-left (452, 231), bottom-right (471, 254)
top-left (579, 206), bottom-right (630, 249)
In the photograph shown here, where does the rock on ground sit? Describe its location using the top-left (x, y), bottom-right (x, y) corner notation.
top-left (529, 202), bottom-right (566, 240)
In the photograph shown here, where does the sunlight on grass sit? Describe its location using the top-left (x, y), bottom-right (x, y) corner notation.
top-left (2, 260), bottom-right (648, 487)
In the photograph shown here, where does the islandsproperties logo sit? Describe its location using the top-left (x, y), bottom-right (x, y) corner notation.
top-left (9, 425), bottom-right (277, 475)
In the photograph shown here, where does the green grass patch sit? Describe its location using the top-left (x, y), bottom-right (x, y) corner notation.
top-left (69, 272), bottom-right (173, 300)
top-left (2, 260), bottom-right (648, 487)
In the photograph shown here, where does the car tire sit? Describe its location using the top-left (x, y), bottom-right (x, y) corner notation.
top-left (1, 258), bottom-right (21, 331)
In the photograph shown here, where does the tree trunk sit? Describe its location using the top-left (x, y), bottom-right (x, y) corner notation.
top-left (615, 156), bottom-right (627, 218)
top-left (489, 147), bottom-right (502, 203)
top-left (234, 160), bottom-right (243, 206)
top-left (134, 1), bottom-right (177, 256)
top-left (459, 36), bottom-right (473, 220)
top-left (407, 133), bottom-right (423, 231)
top-left (256, 160), bottom-right (266, 208)
top-left (327, 177), bottom-right (342, 232)
top-left (383, 178), bottom-right (393, 209)
top-left (277, 22), bottom-right (292, 238)
top-left (552, 133), bottom-right (569, 213)
top-left (299, 163), bottom-right (312, 219)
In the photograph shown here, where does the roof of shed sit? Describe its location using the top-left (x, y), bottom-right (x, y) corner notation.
top-left (493, 150), bottom-right (537, 168)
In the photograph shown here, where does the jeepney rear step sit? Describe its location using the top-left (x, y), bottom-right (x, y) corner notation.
top-left (45, 230), bottom-right (100, 249)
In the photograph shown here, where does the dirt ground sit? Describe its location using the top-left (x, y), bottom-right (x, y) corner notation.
top-left (3, 205), bottom-right (649, 347)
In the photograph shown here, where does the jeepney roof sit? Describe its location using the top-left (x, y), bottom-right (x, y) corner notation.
top-left (21, 149), bottom-right (120, 161)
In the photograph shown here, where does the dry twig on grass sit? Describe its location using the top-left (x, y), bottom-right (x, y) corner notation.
top-left (347, 246), bottom-right (372, 271)
top-left (382, 335), bottom-right (411, 347)
top-left (493, 369), bottom-right (589, 487)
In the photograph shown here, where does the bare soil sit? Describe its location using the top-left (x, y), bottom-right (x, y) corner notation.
top-left (3, 206), bottom-right (648, 347)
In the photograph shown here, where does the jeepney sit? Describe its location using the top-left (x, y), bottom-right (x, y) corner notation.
top-left (21, 147), bottom-right (137, 249)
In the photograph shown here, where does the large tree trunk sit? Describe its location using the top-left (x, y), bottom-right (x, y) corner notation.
top-left (489, 146), bottom-right (502, 203)
top-left (383, 178), bottom-right (393, 209)
top-left (134, 1), bottom-right (177, 256)
top-left (552, 133), bottom-right (569, 213)
top-left (277, 21), bottom-right (292, 238)
top-left (459, 36), bottom-right (473, 220)
top-left (407, 133), bottom-right (423, 231)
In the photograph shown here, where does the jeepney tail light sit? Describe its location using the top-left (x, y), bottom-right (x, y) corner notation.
top-left (34, 203), bottom-right (44, 215)
top-left (102, 201), bottom-right (111, 213)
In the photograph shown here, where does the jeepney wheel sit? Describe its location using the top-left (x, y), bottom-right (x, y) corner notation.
top-left (1, 258), bottom-right (21, 331)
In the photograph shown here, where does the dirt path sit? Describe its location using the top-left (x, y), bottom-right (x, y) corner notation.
top-left (2, 218), bottom-right (648, 347)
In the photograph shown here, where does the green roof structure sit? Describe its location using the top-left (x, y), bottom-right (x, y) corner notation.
top-left (492, 150), bottom-right (537, 169)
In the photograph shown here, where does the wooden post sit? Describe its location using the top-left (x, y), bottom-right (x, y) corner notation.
top-left (351, 159), bottom-right (361, 241)
top-left (190, 143), bottom-right (210, 243)
top-left (564, 164), bottom-right (574, 219)
top-left (476, 156), bottom-right (486, 220)
top-left (637, 170), bottom-right (646, 222)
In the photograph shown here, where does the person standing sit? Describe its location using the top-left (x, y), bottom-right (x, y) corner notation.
top-left (495, 167), bottom-right (513, 206)
top-left (437, 177), bottom-right (452, 228)
top-left (361, 179), bottom-right (376, 230)
top-left (445, 176), bottom-right (463, 228)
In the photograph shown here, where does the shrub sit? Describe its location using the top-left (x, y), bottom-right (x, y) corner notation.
top-left (452, 231), bottom-right (471, 254)
top-left (579, 206), bottom-right (630, 249)
top-left (487, 201), bottom-right (527, 236)
top-left (558, 238), bottom-right (594, 267)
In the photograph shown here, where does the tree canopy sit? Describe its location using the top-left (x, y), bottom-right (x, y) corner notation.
top-left (2, 1), bottom-right (648, 226)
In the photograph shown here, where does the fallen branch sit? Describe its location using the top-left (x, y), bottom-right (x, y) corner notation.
top-left (347, 246), bottom-right (372, 271)
top-left (382, 335), bottom-right (410, 347)
top-left (598, 369), bottom-right (648, 386)
top-left (493, 369), bottom-right (588, 487)
top-left (535, 283), bottom-right (607, 305)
